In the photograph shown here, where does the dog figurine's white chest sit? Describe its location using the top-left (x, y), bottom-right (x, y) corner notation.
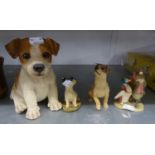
top-left (65, 88), bottom-right (77, 102)
top-left (33, 78), bottom-right (50, 101)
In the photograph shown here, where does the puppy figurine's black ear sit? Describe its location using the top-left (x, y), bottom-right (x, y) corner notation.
top-left (44, 38), bottom-right (60, 56)
top-left (62, 77), bottom-right (66, 83)
top-left (70, 77), bottom-right (74, 81)
top-left (5, 38), bottom-right (21, 59)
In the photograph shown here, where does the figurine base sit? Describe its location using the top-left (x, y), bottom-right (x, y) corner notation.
top-left (63, 102), bottom-right (81, 112)
top-left (114, 102), bottom-right (144, 112)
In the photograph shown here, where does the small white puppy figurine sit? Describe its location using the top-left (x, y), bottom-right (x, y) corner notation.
top-left (62, 77), bottom-right (78, 108)
top-left (5, 37), bottom-right (62, 120)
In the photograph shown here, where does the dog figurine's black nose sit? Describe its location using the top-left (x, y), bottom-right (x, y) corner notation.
top-left (33, 64), bottom-right (45, 73)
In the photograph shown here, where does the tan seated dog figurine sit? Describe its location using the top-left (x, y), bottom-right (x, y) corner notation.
top-left (5, 37), bottom-right (62, 120)
top-left (88, 64), bottom-right (110, 110)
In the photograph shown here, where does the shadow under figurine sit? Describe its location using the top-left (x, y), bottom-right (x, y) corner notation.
top-left (88, 64), bottom-right (110, 110)
top-left (0, 56), bottom-right (7, 98)
top-left (62, 77), bottom-right (81, 112)
top-left (114, 70), bottom-right (146, 112)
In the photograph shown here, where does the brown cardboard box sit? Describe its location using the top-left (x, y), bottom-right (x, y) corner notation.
top-left (125, 52), bottom-right (155, 91)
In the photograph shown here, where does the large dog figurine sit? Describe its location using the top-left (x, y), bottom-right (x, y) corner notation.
top-left (5, 37), bottom-right (62, 120)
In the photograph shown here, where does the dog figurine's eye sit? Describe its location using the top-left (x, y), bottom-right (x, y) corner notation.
top-left (22, 53), bottom-right (30, 59)
top-left (42, 52), bottom-right (50, 59)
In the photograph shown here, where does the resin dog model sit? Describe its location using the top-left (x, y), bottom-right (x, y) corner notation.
top-left (5, 37), bottom-right (62, 120)
top-left (62, 77), bottom-right (78, 108)
top-left (88, 64), bottom-right (110, 110)
top-left (62, 77), bottom-right (81, 112)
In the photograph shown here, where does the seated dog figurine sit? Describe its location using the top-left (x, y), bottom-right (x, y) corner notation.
top-left (62, 77), bottom-right (81, 112)
top-left (5, 37), bottom-right (62, 120)
top-left (88, 64), bottom-right (110, 110)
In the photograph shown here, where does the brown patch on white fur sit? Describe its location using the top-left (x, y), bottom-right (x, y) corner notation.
top-left (5, 38), bottom-right (30, 60)
top-left (43, 38), bottom-right (60, 56)
top-left (39, 44), bottom-right (52, 62)
top-left (5, 38), bottom-right (59, 64)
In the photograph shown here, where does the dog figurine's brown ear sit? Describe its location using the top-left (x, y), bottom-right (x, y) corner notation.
top-left (5, 38), bottom-right (21, 59)
top-left (44, 38), bottom-right (60, 56)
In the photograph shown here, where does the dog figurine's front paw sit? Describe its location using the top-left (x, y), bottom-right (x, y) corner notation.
top-left (104, 103), bottom-right (109, 110)
top-left (26, 107), bottom-right (40, 120)
top-left (48, 101), bottom-right (62, 111)
top-left (96, 104), bottom-right (101, 110)
top-left (73, 103), bottom-right (78, 107)
top-left (15, 103), bottom-right (27, 113)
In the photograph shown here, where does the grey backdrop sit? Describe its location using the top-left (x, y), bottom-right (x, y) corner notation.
top-left (0, 30), bottom-right (155, 65)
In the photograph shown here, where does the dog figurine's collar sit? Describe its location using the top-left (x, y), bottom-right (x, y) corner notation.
top-left (29, 37), bottom-right (44, 45)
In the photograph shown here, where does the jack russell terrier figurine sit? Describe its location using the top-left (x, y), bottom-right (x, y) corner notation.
top-left (62, 77), bottom-right (81, 112)
top-left (5, 37), bottom-right (62, 120)
top-left (88, 64), bottom-right (110, 110)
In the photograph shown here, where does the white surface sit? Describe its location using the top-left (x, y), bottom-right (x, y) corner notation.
top-left (123, 104), bottom-right (136, 112)
top-left (0, 30), bottom-right (155, 65)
